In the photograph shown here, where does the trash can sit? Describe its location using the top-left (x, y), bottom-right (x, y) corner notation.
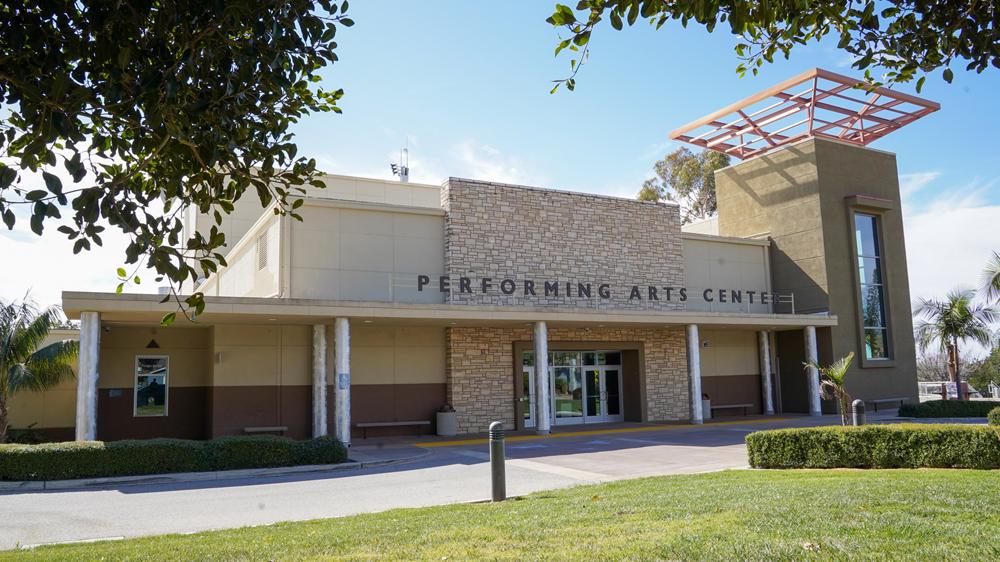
top-left (436, 405), bottom-right (457, 436)
top-left (702, 394), bottom-right (712, 420)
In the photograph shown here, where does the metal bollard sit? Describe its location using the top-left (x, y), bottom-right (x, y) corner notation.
top-left (489, 421), bottom-right (506, 502)
top-left (852, 399), bottom-right (866, 426)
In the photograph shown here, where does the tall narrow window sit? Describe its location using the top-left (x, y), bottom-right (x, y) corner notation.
top-left (854, 213), bottom-right (889, 359)
top-left (135, 356), bottom-right (169, 416)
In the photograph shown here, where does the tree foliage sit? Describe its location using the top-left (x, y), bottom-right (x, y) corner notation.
top-left (807, 352), bottom-right (854, 426)
top-left (0, 298), bottom-right (79, 442)
top-left (637, 147), bottom-right (729, 224)
top-left (0, 1), bottom-right (352, 322)
top-left (546, 1), bottom-right (1000, 92)
top-left (968, 344), bottom-right (1000, 398)
top-left (914, 289), bottom-right (997, 401)
top-left (983, 250), bottom-right (1000, 303)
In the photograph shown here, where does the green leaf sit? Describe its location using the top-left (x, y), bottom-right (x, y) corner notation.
top-left (42, 171), bottom-right (62, 195)
top-left (943, 68), bottom-right (953, 83)
top-left (29, 214), bottom-right (43, 235)
top-left (116, 267), bottom-right (127, 278)
top-left (610, 10), bottom-right (623, 30)
top-left (162, 312), bottom-right (177, 326)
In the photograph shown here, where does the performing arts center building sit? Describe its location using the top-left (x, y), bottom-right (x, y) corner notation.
top-left (12, 69), bottom-right (938, 444)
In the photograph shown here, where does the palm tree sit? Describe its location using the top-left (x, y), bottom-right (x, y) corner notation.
top-left (0, 298), bottom-right (79, 442)
top-left (983, 251), bottom-right (1000, 303)
top-left (806, 352), bottom-right (855, 425)
top-left (914, 289), bottom-right (997, 401)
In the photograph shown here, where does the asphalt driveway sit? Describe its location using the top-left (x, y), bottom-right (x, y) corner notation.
top-left (0, 415), bottom-right (836, 550)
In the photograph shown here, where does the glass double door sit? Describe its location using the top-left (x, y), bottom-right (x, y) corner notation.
top-left (522, 351), bottom-right (624, 427)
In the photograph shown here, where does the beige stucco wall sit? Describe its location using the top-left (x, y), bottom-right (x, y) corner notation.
top-left (683, 236), bottom-right (770, 313)
top-left (698, 329), bottom-right (759, 377)
top-left (444, 326), bottom-right (687, 434)
top-left (188, 175), bottom-right (441, 258)
top-left (287, 203), bottom-right (445, 302)
top-left (351, 325), bottom-right (445, 385)
top-left (211, 325), bottom-right (311, 387)
top-left (441, 178), bottom-right (685, 310)
top-left (306, 174), bottom-right (442, 208)
top-left (7, 330), bottom-right (79, 430)
top-left (208, 214), bottom-right (281, 298)
top-left (715, 137), bottom-right (918, 407)
top-left (98, 326), bottom-right (212, 389)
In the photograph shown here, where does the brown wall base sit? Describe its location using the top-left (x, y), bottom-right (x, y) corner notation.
top-left (98, 387), bottom-right (208, 441)
top-left (209, 383), bottom-right (447, 440)
top-left (701, 374), bottom-right (763, 416)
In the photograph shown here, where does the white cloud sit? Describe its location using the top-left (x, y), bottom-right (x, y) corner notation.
top-left (899, 171), bottom-right (940, 199)
top-left (0, 222), bottom-right (142, 310)
top-left (0, 164), bottom-right (158, 310)
top-left (902, 174), bottom-right (1000, 358)
top-left (449, 141), bottom-right (530, 185)
top-left (316, 139), bottom-right (536, 187)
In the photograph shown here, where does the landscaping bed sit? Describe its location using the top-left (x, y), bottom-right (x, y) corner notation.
top-left (746, 424), bottom-right (1000, 469)
top-left (0, 435), bottom-right (348, 481)
top-left (898, 399), bottom-right (1000, 418)
top-left (4, 470), bottom-right (999, 561)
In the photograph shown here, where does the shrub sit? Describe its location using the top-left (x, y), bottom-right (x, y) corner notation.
top-left (989, 407), bottom-right (1000, 426)
top-left (0, 435), bottom-right (348, 481)
top-left (205, 435), bottom-right (301, 471)
top-left (898, 399), bottom-right (1000, 418)
top-left (296, 435), bottom-right (349, 465)
top-left (746, 424), bottom-right (1000, 469)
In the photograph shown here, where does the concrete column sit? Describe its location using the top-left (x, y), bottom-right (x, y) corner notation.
top-left (758, 330), bottom-right (775, 415)
top-left (334, 318), bottom-right (351, 446)
top-left (311, 324), bottom-right (328, 438)
top-left (533, 321), bottom-right (551, 435)
top-left (687, 324), bottom-right (703, 424)
top-left (75, 311), bottom-right (100, 441)
top-left (805, 325), bottom-right (821, 416)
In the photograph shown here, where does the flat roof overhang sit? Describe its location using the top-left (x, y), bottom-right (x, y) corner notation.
top-left (63, 292), bottom-right (837, 332)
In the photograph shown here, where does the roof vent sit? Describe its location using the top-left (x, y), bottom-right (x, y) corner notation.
top-left (256, 230), bottom-right (269, 271)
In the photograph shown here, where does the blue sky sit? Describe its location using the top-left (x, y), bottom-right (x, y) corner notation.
top-left (2, 2), bottom-right (998, 352)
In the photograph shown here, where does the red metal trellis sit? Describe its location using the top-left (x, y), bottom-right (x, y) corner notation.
top-left (669, 68), bottom-right (940, 160)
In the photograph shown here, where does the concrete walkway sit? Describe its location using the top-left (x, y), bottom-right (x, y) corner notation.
top-left (0, 415), bottom-right (842, 550)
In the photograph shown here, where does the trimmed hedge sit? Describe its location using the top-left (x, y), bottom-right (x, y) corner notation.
top-left (0, 435), bottom-right (348, 481)
top-left (989, 407), bottom-right (1000, 426)
top-left (898, 399), bottom-right (1000, 418)
top-left (746, 424), bottom-right (1000, 469)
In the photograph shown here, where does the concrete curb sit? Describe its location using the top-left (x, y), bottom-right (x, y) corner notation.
top-left (0, 448), bottom-right (430, 493)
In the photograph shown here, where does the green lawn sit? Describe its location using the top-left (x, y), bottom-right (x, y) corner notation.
top-left (6, 469), bottom-right (1000, 561)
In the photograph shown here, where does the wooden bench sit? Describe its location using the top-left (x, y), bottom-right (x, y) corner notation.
top-left (865, 397), bottom-right (908, 412)
top-left (243, 426), bottom-right (288, 435)
top-left (711, 403), bottom-right (754, 416)
top-left (355, 420), bottom-right (431, 439)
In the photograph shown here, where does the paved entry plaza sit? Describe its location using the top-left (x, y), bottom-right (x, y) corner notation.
top-left (0, 415), bottom-right (860, 550)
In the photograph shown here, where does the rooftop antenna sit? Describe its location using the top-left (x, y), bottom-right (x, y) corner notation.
top-left (390, 144), bottom-right (409, 183)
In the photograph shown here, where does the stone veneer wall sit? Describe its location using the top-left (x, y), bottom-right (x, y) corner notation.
top-left (445, 326), bottom-right (688, 434)
top-left (440, 178), bottom-right (685, 310)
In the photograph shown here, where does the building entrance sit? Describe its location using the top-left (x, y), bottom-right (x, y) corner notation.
top-left (522, 351), bottom-right (624, 427)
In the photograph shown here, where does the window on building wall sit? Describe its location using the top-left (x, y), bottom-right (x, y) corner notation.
top-left (135, 356), bottom-right (168, 416)
top-left (854, 213), bottom-right (889, 359)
